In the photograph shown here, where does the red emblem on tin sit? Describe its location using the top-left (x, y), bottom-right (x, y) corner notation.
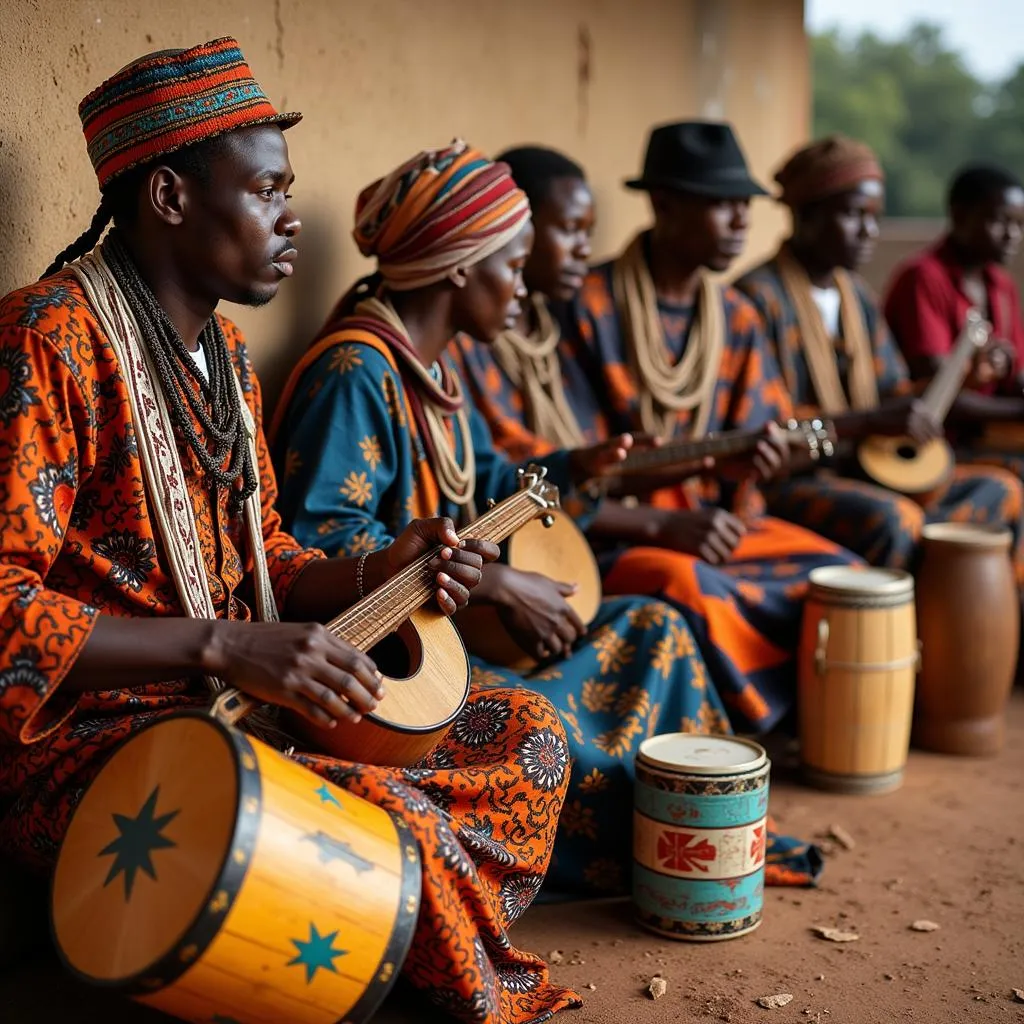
top-left (657, 831), bottom-right (717, 873)
top-left (750, 825), bottom-right (766, 865)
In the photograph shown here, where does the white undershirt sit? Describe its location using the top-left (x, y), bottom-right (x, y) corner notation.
top-left (188, 342), bottom-right (209, 382)
top-left (810, 285), bottom-right (841, 338)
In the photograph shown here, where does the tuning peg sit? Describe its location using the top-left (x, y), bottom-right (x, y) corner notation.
top-left (486, 498), bottom-right (496, 509)
top-left (541, 514), bottom-right (555, 528)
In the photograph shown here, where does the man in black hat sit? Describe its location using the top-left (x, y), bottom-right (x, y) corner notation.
top-left (553, 120), bottom-right (861, 736)
top-left (561, 120), bottom-right (788, 448)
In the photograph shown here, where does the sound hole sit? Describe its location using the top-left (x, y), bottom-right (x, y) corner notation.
top-left (896, 444), bottom-right (918, 460)
top-left (368, 620), bottom-right (423, 681)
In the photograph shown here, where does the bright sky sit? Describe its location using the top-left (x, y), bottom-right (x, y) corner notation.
top-left (806, 0), bottom-right (1024, 80)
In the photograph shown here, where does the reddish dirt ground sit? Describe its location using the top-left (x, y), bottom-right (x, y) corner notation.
top-left (379, 691), bottom-right (1024, 1024)
top-left (5, 693), bottom-right (1022, 1024)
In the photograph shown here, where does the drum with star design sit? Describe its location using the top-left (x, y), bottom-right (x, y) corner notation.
top-left (632, 734), bottom-right (769, 941)
top-left (51, 713), bottom-right (421, 1024)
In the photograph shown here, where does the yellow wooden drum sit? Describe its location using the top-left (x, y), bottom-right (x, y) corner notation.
top-left (51, 714), bottom-right (421, 1024)
top-left (798, 566), bottom-right (918, 794)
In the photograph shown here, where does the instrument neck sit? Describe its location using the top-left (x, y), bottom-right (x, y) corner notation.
top-left (328, 489), bottom-right (543, 650)
top-left (619, 428), bottom-right (763, 474)
top-left (919, 315), bottom-right (984, 424)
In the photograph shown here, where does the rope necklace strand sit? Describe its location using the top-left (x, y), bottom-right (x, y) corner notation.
top-left (356, 295), bottom-right (477, 513)
top-left (611, 233), bottom-right (723, 440)
top-left (490, 293), bottom-right (587, 449)
top-left (102, 233), bottom-right (257, 513)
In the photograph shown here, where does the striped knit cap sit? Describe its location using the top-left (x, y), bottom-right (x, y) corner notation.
top-left (774, 135), bottom-right (884, 209)
top-left (353, 140), bottom-right (531, 291)
top-left (79, 37), bottom-right (301, 189)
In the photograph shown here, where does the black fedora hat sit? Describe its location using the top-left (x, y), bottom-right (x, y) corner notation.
top-left (625, 120), bottom-right (769, 198)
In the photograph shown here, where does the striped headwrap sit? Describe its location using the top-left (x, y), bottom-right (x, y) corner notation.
top-left (353, 140), bottom-right (531, 291)
top-left (80, 37), bottom-right (301, 189)
top-left (774, 135), bottom-right (884, 209)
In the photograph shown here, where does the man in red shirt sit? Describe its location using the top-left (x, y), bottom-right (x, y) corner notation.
top-left (884, 165), bottom-right (1024, 475)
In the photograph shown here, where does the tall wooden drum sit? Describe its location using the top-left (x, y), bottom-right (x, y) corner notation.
top-left (915, 522), bottom-right (1020, 755)
top-left (51, 714), bottom-right (421, 1024)
top-left (633, 735), bottom-right (769, 942)
top-left (799, 566), bottom-right (918, 794)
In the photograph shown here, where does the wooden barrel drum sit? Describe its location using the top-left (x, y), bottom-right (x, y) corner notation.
top-left (51, 714), bottom-right (421, 1024)
top-left (914, 522), bottom-right (1020, 756)
top-left (799, 566), bottom-right (918, 794)
top-left (633, 735), bottom-right (769, 941)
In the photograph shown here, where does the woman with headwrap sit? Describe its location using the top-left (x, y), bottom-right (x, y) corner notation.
top-left (270, 142), bottom-right (751, 900)
top-left (736, 136), bottom-right (1023, 574)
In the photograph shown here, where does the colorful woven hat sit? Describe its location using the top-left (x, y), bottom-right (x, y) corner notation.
top-left (353, 140), bottom-right (531, 291)
top-left (79, 37), bottom-right (301, 189)
top-left (774, 136), bottom-right (884, 208)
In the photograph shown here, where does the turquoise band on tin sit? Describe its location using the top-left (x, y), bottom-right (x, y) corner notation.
top-left (633, 864), bottom-right (765, 924)
top-left (634, 784), bottom-right (769, 828)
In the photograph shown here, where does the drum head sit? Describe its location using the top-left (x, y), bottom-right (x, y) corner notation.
top-left (52, 716), bottom-right (239, 984)
top-left (808, 565), bottom-right (914, 599)
top-left (922, 522), bottom-right (1012, 548)
top-left (638, 734), bottom-right (767, 775)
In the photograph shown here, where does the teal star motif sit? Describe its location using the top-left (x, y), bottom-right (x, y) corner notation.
top-left (98, 785), bottom-right (179, 901)
top-left (286, 922), bottom-right (348, 983)
top-left (314, 782), bottom-right (343, 808)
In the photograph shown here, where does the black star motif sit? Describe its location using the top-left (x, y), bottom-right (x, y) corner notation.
top-left (98, 785), bottom-right (180, 901)
top-left (302, 830), bottom-right (374, 873)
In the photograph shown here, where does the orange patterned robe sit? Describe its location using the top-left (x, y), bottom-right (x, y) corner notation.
top-left (0, 271), bottom-right (578, 1024)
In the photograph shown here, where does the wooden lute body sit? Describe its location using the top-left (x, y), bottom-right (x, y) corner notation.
top-left (857, 310), bottom-right (989, 496)
top-left (279, 466), bottom-right (562, 767)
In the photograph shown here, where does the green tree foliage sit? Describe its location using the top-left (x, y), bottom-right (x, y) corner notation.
top-left (813, 23), bottom-right (1024, 216)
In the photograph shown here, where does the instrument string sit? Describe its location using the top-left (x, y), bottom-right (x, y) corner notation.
top-left (327, 489), bottom-right (545, 650)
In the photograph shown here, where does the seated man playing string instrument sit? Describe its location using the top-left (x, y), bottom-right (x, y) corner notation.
top-left (884, 164), bottom-right (1024, 481)
top-left (0, 39), bottom-right (580, 1024)
top-left (735, 137), bottom-right (1023, 575)
top-left (552, 123), bottom-right (861, 736)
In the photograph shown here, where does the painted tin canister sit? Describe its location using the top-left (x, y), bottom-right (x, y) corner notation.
top-left (633, 734), bottom-right (769, 941)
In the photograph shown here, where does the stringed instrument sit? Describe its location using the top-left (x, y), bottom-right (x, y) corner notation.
top-left (613, 417), bottom-right (837, 479)
top-left (857, 309), bottom-right (990, 496)
top-left (282, 466), bottom-right (561, 767)
top-left (464, 418), bottom-right (837, 672)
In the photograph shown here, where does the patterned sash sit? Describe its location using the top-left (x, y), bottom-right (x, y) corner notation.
top-left (72, 244), bottom-right (279, 705)
top-left (774, 243), bottom-right (878, 412)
